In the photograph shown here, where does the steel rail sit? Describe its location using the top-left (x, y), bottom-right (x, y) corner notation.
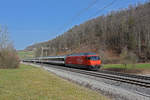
top-left (70, 69), bottom-right (150, 88)
top-left (27, 62), bottom-right (150, 88)
top-left (98, 70), bottom-right (150, 80)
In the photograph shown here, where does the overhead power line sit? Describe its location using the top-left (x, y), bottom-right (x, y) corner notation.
top-left (89, 0), bottom-right (117, 18)
top-left (56, 0), bottom-right (99, 35)
top-left (67, 0), bottom-right (99, 23)
top-left (55, 0), bottom-right (117, 36)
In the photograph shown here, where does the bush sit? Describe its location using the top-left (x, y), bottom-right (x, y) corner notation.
top-left (0, 48), bottom-right (20, 69)
top-left (120, 47), bottom-right (138, 69)
top-left (98, 49), bottom-right (108, 64)
top-left (0, 25), bottom-right (20, 68)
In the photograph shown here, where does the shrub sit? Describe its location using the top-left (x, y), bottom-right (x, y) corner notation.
top-left (0, 26), bottom-right (20, 68)
top-left (0, 48), bottom-right (20, 68)
top-left (98, 49), bottom-right (108, 64)
top-left (120, 47), bottom-right (138, 69)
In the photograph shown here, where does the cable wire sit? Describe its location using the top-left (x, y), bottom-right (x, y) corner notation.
top-left (56, 0), bottom-right (99, 35)
top-left (55, 0), bottom-right (117, 36)
top-left (89, 0), bottom-right (117, 18)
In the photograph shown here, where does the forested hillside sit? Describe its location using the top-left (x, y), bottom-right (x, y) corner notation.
top-left (26, 2), bottom-right (150, 63)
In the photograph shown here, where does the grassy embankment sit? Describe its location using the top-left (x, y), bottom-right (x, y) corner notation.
top-left (0, 64), bottom-right (109, 100)
top-left (17, 51), bottom-right (34, 59)
top-left (103, 63), bottom-right (150, 74)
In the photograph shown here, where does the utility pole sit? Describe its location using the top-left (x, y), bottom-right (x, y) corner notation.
top-left (41, 47), bottom-right (49, 57)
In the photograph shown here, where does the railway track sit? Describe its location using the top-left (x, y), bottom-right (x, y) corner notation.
top-left (38, 63), bottom-right (150, 88)
top-left (74, 69), bottom-right (150, 88)
top-left (28, 62), bottom-right (150, 88)
top-left (98, 70), bottom-right (150, 80)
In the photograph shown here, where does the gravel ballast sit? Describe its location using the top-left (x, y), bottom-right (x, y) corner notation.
top-left (23, 63), bottom-right (150, 100)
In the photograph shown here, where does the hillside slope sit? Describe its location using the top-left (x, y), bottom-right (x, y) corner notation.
top-left (25, 2), bottom-right (150, 63)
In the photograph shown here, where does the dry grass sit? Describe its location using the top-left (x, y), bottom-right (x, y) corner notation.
top-left (103, 63), bottom-right (150, 74)
top-left (0, 64), bottom-right (109, 100)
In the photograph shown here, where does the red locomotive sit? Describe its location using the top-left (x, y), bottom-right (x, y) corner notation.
top-left (65, 53), bottom-right (101, 70)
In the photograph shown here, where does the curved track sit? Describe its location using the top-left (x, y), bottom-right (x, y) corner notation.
top-left (37, 63), bottom-right (150, 88)
top-left (98, 70), bottom-right (150, 80)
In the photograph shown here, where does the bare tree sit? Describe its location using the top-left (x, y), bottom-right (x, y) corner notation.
top-left (0, 25), bottom-right (19, 68)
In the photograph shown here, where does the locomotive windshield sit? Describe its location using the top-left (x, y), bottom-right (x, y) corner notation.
top-left (86, 56), bottom-right (100, 60)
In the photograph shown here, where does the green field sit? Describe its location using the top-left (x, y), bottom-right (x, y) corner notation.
top-left (103, 63), bottom-right (150, 69)
top-left (17, 51), bottom-right (34, 59)
top-left (0, 64), bottom-right (108, 100)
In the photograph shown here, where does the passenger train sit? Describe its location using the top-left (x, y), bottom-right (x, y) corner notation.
top-left (23, 52), bottom-right (101, 70)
